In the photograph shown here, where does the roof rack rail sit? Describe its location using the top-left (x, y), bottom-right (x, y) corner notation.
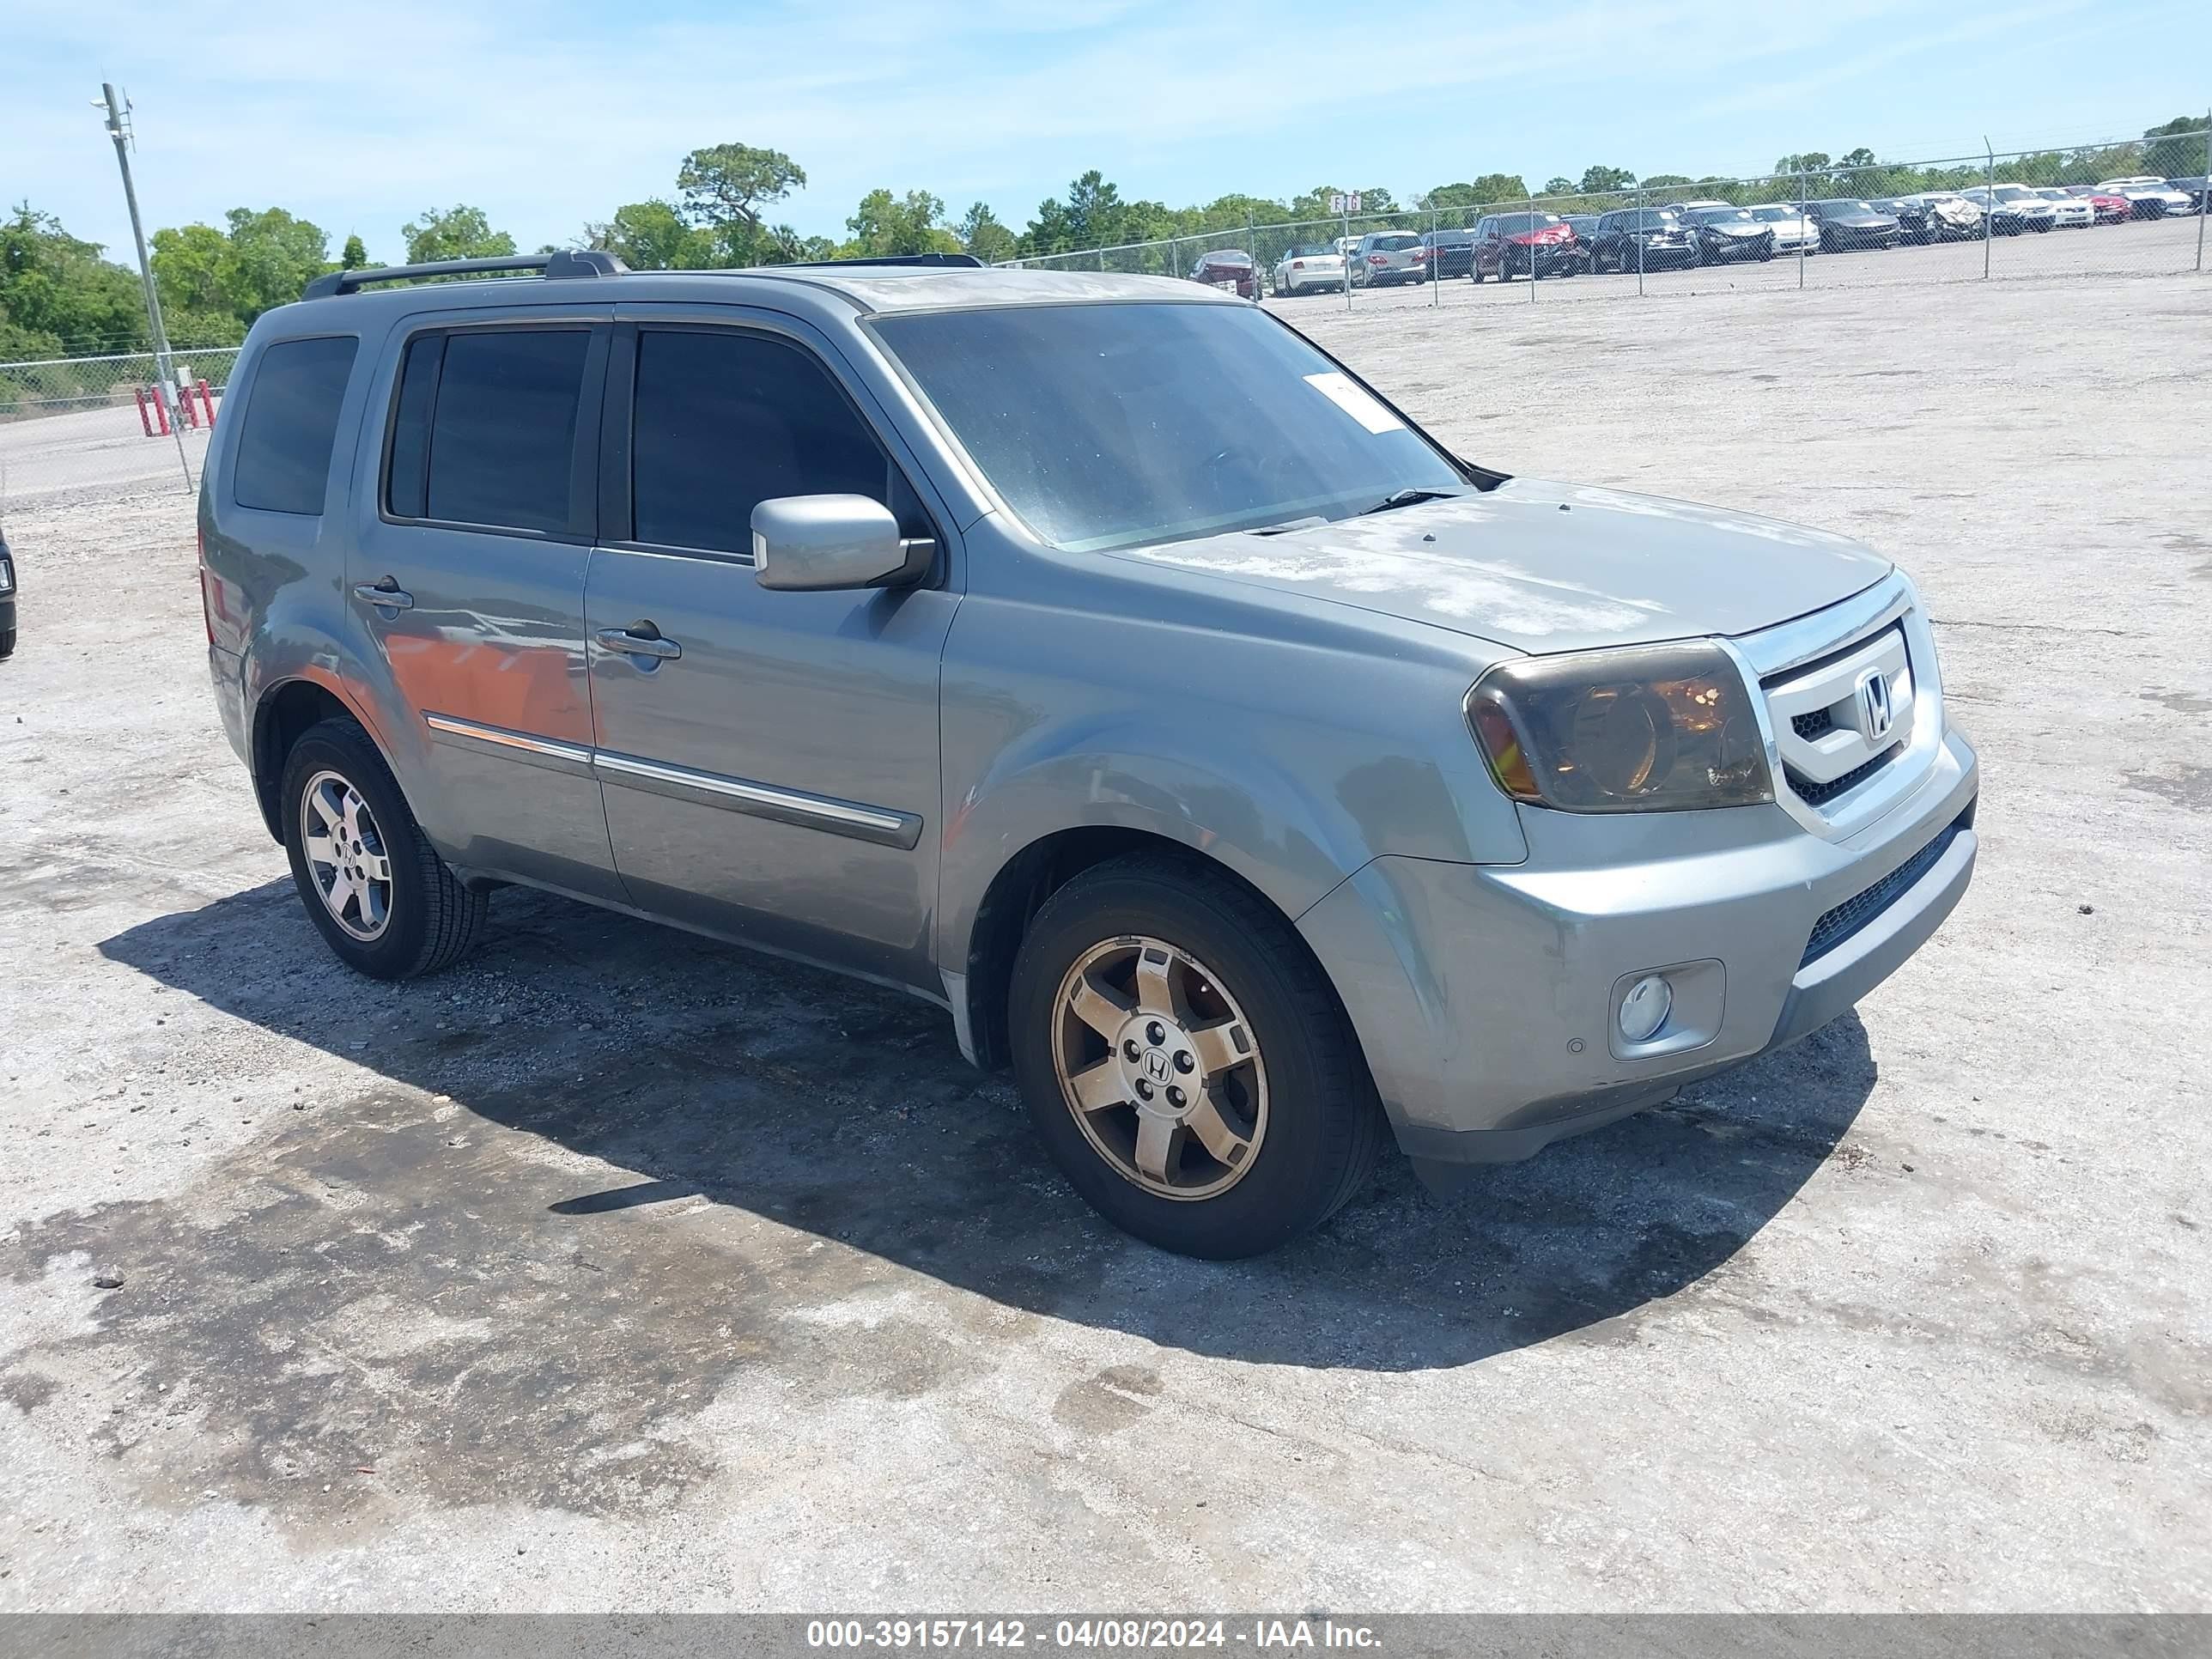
top-left (775, 252), bottom-right (986, 270)
top-left (302, 249), bottom-right (628, 301)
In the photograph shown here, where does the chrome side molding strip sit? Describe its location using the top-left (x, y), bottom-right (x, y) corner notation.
top-left (423, 712), bottom-right (595, 775)
top-left (421, 713), bottom-right (920, 848)
top-left (592, 749), bottom-right (923, 850)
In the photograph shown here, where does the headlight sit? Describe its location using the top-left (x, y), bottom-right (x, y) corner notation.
top-left (1467, 642), bottom-right (1771, 812)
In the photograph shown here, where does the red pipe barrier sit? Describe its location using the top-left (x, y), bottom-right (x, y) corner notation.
top-left (134, 385), bottom-right (155, 438)
top-left (198, 380), bottom-right (216, 428)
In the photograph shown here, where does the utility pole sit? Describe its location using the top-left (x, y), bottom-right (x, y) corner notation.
top-left (99, 83), bottom-right (180, 434)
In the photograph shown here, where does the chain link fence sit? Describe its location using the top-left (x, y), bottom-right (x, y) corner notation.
top-left (1005, 129), bottom-right (2212, 314)
top-left (0, 346), bottom-right (240, 504)
top-left (4, 125), bottom-right (2204, 503)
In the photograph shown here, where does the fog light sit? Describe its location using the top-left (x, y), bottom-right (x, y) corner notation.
top-left (1619, 975), bottom-right (1673, 1043)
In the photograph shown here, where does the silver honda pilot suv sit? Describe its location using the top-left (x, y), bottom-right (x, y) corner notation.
top-left (198, 251), bottom-right (1978, 1258)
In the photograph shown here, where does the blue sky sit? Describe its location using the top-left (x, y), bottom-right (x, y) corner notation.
top-left (10, 0), bottom-right (2210, 265)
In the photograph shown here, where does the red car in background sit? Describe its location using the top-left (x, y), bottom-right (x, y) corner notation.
top-left (1470, 210), bottom-right (1582, 281)
top-left (2063, 187), bottom-right (2132, 225)
top-left (1188, 249), bottom-right (1259, 300)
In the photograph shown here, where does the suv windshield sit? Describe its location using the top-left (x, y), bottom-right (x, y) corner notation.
top-left (874, 302), bottom-right (1464, 552)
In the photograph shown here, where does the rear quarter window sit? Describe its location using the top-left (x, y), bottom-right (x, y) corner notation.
top-left (231, 336), bottom-right (359, 515)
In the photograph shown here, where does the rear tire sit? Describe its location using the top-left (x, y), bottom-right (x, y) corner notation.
top-left (279, 717), bottom-right (487, 981)
top-left (0, 628), bottom-right (15, 660)
top-left (1008, 854), bottom-right (1385, 1259)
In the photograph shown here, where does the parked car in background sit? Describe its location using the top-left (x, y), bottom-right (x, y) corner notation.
top-left (2095, 176), bottom-right (2193, 217)
top-left (202, 252), bottom-right (1980, 1258)
top-left (1909, 193), bottom-right (1987, 239)
top-left (1872, 198), bottom-right (1936, 245)
top-left (1188, 249), bottom-right (1258, 299)
top-left (1417, 228), bottom-right (1476, 280)
top-left (1959, 185), bottom-right (2051, 234)
top-left (1272, 243), bottom-right (1346, 296)
top-left (1686, 206), bottom-right (1777, 264)
top-left (1807, 199), bottom-right (1903, 251)
top-left (2165, 177), bottom-right (2208, 213)
top-left (2059, 185), bottom-right (2131, 225)
top-left (1471, 211), bottom-right (1580, 280)
top-left (0, 514), bottom-right (15, 662)
top-left (1588, 206), bottom-right (1698, 272)
top-left (1353, 231), bottom-right (1427, 287)
top-left (2027, 188), bottom-right (2095, 229)
top-left (1559, 217), bottom-right (1601, 274)
top-left (1673, 198), bottom-right (1734, 216)
top-left (1745, 203), bottom-right (1820, 253)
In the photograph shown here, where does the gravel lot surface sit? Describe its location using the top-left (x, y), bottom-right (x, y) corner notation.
top-left (1, 270), bottom-right (2208, 1613)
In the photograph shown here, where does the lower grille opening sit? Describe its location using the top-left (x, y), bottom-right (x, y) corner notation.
top-left (1800, 815), bottom-right (1966, 968)
top-left (1787, 742), bottom-right (1903, 806)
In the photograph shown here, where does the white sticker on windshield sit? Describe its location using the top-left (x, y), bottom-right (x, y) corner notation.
top-left (1304, 371), bottom-right (1403, 435)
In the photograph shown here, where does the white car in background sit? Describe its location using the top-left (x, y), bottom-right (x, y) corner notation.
top-left (2028, 188), bottom-right (2095, 228)
top-left (1961, 184), bottom-right (2059, 232)
top-left (1272, 243), bottom-right (1346, 295)
top-left (1743, 203), bottom-right (1820, 252)
top-left (2095, 176), bottom-right (2194, 218)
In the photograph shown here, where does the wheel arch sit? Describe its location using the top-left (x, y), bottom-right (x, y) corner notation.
top-left (249, 674), bottom-right (393, 843)
top-left (951, 824), bottom-right (1352, 1075)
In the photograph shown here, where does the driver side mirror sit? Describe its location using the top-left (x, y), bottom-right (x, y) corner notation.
top-left (750, 495), bottom-right (934, 592)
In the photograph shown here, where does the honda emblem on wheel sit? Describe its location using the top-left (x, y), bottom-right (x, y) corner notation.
top-left (1855, 667), bottom-right (1896, 743)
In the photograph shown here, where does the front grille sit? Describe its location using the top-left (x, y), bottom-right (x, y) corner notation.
top-left (1801, 818), bottom-right (1963, 967)
top-left (1790, 743), bottom-right (1902, 805)
top-left (1792, 708), bottom-right (1835, 740)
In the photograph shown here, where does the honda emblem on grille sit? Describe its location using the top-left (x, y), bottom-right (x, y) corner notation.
top-left (1853, 668), bottom-right (1895, 743)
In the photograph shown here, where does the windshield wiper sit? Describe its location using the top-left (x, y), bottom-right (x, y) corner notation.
top-left (1358, 487), bottom-right (1456, 517)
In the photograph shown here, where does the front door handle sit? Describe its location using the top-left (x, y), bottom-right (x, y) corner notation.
top-left (353, 579), bottom-right (414, 611)
top-left (595, 623), bottom-right (682, 661)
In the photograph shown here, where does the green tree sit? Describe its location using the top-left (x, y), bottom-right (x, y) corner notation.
top-left (221, 207), bottom-right (330, 316)
top-left (401, 204), bottom-right (516, 264)
top-left (677, 143), bottom-right (806, 255)
top-left (1577, 165), bottom-right (1636, 194)
top-left (340, 234), bottom-right (369, 269)
top-left (842, 188), bottom-right (962, 257)
top-left (150, 222), bottom-right (231, 315)
top-left (1542, 176), bottom-right (1574, 196)
top-left (1419, 174), bottom-right (1528, 210)
top-left (0, 204), bottom-right (149, 352)
top-left (2142, 115), bottom-right (2209, 176)
top-left (589, 198), bottom-right (720, 269)
top-left (957, 202), bottom-right (1018, 264)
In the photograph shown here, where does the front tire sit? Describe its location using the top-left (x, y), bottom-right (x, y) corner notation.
top-left (1008, 854), bottom-right (1384, 1259)
top-left (280, 717), bottom-right (487, 980)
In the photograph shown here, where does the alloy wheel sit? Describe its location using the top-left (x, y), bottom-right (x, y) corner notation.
top-left (301, 769), bottom-right (393, 941)
top-left (1051, 936), bottom-right (1268, 1201)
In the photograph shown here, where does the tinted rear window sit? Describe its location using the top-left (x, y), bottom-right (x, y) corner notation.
top-left (232, 336), bottom-right (357, 515)
top-left (410, 329), bottom-right (591, 535)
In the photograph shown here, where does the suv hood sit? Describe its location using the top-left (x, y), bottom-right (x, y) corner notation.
top-left (1115, 478), bottom-right (1892, 656)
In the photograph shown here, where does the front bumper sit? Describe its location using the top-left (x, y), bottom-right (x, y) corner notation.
top-left (1300, 726), bottom-right (1978, 1171)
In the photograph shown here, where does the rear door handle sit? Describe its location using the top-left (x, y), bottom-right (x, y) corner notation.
top-left (595, 623), bottom-right (682, 661)
top-left (353, 580), bottom-right (414, 611)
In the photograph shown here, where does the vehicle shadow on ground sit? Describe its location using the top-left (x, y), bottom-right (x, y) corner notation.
top-left (93, 878), bottom-right (1876, 1376)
